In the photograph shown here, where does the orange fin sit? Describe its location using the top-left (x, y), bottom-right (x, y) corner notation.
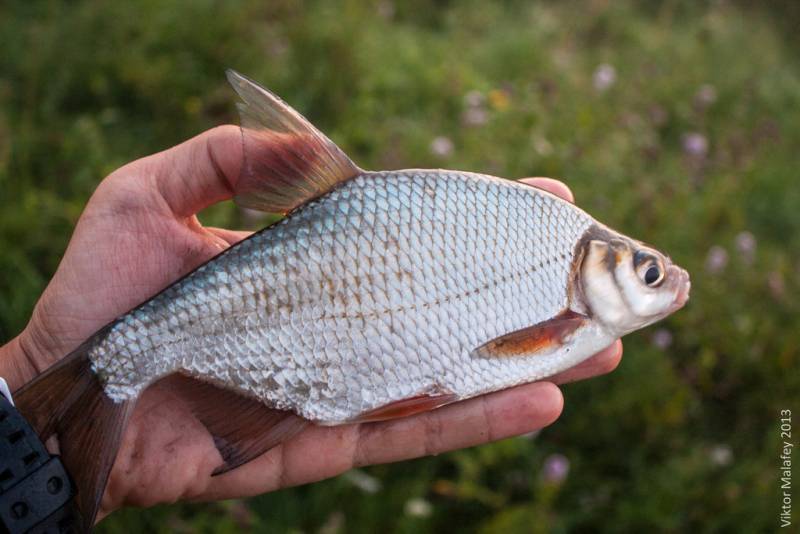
top-left (164, 374), bottom-right (308, 476)
top-left (14, 332), bottom-right (135, 530)
top-left (226, 70), bottom-right (361, 214)
top-left (350, 389), bottom-right (458, 423)
top-left (472, 309), bottom-right (587, 358)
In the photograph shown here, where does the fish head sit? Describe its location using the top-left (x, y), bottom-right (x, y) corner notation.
top-left (575, 229), bottom-right (690, 336)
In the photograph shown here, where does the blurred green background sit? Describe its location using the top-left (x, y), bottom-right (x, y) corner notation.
top-left (1, 0), bottom-right (798, 532)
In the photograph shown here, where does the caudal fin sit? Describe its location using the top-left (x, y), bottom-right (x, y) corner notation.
top-left (14, 340), bottom-right (135, 529)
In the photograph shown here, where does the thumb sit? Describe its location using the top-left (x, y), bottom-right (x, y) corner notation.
top-left (519, 177), bottom-right (575, 203)
top-left (144, 125), bottom-right (244, 218)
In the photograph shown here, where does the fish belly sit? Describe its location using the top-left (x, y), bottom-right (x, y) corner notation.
top-left (89, 171), bottom-right (593, 422)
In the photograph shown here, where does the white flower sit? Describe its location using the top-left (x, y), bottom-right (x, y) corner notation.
top-left (462, 107), bottom-right (488, 126)
top-left (593, 64), bottom-right (616, 92)
top-left (404, 498), bottom-right (433, 518)
top-left (342, 469), bottom-right (382, 494)
top-left (521, 429), bottom-right (541, 440)
top-left (429, 136), bottom-right (454, 157)
top-left (533, 135), bottom-right (553, 156)
top-left (735, 231), bottom-right (756, 265)
top-left (709, 444), bottom-right (733, 466)
top-left (319, 511), bottom-right (345, 534)
top-left (463, 90), bottom-right (485, 108)
top-left (239, 207), bottom-right (268, 224)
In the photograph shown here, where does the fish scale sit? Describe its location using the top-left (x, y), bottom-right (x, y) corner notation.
top-left (89, 170), bottom-right (595, 422)
top-left (16, 72), bottom-right (690, 526)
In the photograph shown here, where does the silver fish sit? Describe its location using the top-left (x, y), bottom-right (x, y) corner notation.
top-left (16, 71), bottom-right (690, 525)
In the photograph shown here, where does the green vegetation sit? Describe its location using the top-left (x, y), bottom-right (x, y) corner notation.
top-left (2, 1), bottom-right (798, 531)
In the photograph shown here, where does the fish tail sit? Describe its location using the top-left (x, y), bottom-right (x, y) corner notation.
top-left (14, 340), bottom-right (136, 530)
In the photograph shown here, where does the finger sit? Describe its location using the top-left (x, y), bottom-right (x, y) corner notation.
top-left (205, 227), bottom-right (253, 246)
top-left (146, 125), bottom-right (244, 218)
top-left (201, 381), bottom-right (563, 499)
top-left (549, 340), bottom-right (623, 385)
top-left (350, 381), bottom-right (563, 466)
top-left (519, 177), bottom-right (575, 203)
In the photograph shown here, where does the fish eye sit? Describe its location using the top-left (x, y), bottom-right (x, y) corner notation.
top-left (644, 265), bottom-right (662, 286)
top-left (634, 250), bottom-right (665, 287)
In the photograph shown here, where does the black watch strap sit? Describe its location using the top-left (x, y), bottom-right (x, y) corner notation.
top-left (0, 385), bottom-right (83, 533)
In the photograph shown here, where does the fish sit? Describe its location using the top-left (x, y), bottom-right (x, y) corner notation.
top-left (15, 71), bottom-right (691, 527)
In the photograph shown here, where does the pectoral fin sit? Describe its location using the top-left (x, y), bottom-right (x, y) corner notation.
top-left (472, 310), bottom-right (587, 359)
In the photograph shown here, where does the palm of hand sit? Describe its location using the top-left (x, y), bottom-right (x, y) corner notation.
top-left (7, 126), bottom-right (622, 518)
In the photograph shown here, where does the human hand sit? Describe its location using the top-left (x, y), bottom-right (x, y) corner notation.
top-left (0, 126), bottom-right (623, 519)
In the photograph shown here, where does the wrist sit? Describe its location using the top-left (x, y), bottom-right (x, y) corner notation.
top-left (0, 334), bottom-right (41, 392)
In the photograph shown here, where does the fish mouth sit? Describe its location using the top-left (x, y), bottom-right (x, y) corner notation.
top-left (668, 268), bottom-right (691, 313)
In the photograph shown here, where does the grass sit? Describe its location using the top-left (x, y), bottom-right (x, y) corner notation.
top-left (1, 1), bottom-right (798, 532)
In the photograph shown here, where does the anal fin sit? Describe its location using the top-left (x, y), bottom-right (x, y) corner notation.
top-left (163, 374), bottom-right (308, 476)
top-left (472, 309), bottom-right (587, 359)
top-left (350, 390), bottom-right (458, 423)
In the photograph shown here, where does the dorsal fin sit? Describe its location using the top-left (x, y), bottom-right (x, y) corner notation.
top-left (226, 70), bottom-right (361, 214)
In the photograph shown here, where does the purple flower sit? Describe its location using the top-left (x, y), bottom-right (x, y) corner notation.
top-left (768, 271), bottom-right (785, 300)
top-left (376, 0), bottom-right (395, 19)
top-left (648, 105), bottom-right (669, 127)
top-left (694, 84), bottom-right (717, 110)
top-left (542, 453), bottom-right (570, 484)
top-left (593, 64), bottom-right (616, 92)
top-left (682, 132), bottom-right (708, 158)
top-left (268, 38), bottom-right (288, 58)
top-left (705, 245), bottom-right (728, 274)
top-left (651, 328), bottom-right (673, 350)
top-left (226, 500), bottom-right (254, 529)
